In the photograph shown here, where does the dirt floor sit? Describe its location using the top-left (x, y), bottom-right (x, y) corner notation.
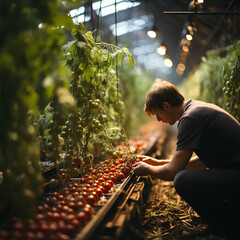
top-left (138, 178), bottom-right (226, 240)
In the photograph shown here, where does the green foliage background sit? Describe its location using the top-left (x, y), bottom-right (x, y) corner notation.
top-left (119, 66), bottom-right (153, 138)
top-left (179, 40), bottom-right (240, 122)
top-left (0, 0), bottom-right (153, 221)
top-left (0, 0), bottom-right (84, 220)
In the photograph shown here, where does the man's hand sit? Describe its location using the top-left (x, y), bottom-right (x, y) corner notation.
top-left (137, 155), bottom-right (171, 166)
top-left (134, 150), bottom-right (193, 181)
top-left (132, 161), bottom-right (151, 176)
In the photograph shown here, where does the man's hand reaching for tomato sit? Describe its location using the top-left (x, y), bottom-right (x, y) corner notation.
top-left (136, 155), bottom-right (171, 166)
top-left (132, 161), bottom-right (151, 176)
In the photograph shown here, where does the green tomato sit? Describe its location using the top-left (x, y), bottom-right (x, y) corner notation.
top-left (112, 151), bottom-right (118, 159)
top-left (48, 178), bottom-right (59, 188)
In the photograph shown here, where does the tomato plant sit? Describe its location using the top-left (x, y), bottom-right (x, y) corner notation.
top-left (222, 41), bottom-right (240, 122)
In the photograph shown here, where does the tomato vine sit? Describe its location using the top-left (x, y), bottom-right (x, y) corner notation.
top-left (222, 40), bottom-right (240, 122)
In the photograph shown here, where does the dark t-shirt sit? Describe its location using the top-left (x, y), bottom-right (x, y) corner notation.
top-left (177, 99), bottom-right (240, 169)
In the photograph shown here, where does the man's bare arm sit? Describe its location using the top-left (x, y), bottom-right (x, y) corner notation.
top-left (186, 156), bottom-right (207, 170)
top-left (133, 150), bottom-right (193, 181)
top-left (137, 155), bottom-right (171, 166)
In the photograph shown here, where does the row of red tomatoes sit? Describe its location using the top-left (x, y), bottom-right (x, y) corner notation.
top-left (0, 155), bottom-right (140, 240)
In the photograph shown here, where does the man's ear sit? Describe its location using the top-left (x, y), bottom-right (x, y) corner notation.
top-left (162, 102), bottom-right (171, 110)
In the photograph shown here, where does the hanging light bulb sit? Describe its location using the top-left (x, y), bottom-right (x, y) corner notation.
top-left (147, 30), bottom-right (157, 39)
top-left (182, 45), bottom-right (189, 53)
top-left (157, 45), bottom-right (166, 55)
top-left (164, 58), bottom-right (173, 68)
top-left (177, 63), bottom-right (186, 72)
top-left (186, 33), bottom-right (193, 41)
top-left (147, 22), bottom-right (159, 39)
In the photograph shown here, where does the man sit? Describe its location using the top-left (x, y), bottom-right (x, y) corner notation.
top-left (133, 79), bottom-right (240, 238)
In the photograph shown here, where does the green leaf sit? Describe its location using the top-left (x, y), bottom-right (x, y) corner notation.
top-left (62, 40), bottom-right (77, 53)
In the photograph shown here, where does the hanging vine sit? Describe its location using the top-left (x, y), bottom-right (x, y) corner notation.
top-left (222, 40), bottom-right (240, 122)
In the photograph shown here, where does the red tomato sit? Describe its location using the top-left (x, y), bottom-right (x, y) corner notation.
top-left (86, 194), bottom-right (96, 206)
top-left (109, 174), bottom-right (116, 182)
top-left (83, 187), bottom-right (93, 193)
top-left (104, 160), bottom-right (110, 164)
top-left (39, 222), bottom-right (50, 233)
top-left (52, 212), bottom-right (62, 221)
top-left (98, 177), bottom-right (105, 183)
top-left (75, 201), bottom-right (85, 210)
top-left (117, 172), bottom-right (125, 181)
top-left (74, 156), bottom-right (83, 165)
top-left (88, 179), bottom-right (93, 185)
top-left (68, 202), bottom-right (78, 210)
top-left (66, 223), bottom-right (75, 233)
top-left (103, 182), bottom-right (112, 192)
top-left (65, 214), bottom-right (76, 223)
top-left (110, 168), bottom-right (116, 173)
top-left (95, 188), bottom-right (103, 197)
top-left (75, 195), bottom-right (86, 204)
top-left (77, 211), bottom-right (88, 223)
top-left (48, 222), bottom-right (59, 233)
top-left (130, 157), bottom-right (135, 164)
top-left (79, 177), bottom-right (87, 184)
top-left (70, 186), bottom-right (78, 192)
top-left (51, 192), bottom-right (60, 198)
top-left (103, 168), bottom-right (110, 173)
top-left (36, 205), bottom-right (45, 213)
top-left (57, 232), bottom-right (71, 240)
top-left (59, 169), bottom-right (66, 175)
top-left (72, 219), bottom-right (82, 232)
top-left (102, 175), bottom-right (109, 181)
top-left (88, 176), bottom-right (93, 181)
top-left (107, 180), bottom-right (114, 186)
top-left (92, 182), bottom-right (99, 188)
top-left (82, 191), bottom-right (88, 200)
top-left (71, 161), bottom-right (78, 168)
top-left (60, 172), bottom-right (70, 182)
top-left (58, 220), bottom-right (68, 233)
top-left (119, 158), bottom-right (125, 163)
top-left (83, 204), bottom-right (93, 219)
top-left (91, 191), bottom-right (99, 201)
top-left (99, 185), bottom-right (106, 193)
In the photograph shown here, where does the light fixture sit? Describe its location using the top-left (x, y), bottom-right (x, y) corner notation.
top-left (147, 30), bottom-right (157, 38)
top-left (182, 45), bottom-right (189, 53)
top-left (189, 0), bottom-right (204, 11)
top-left (157, 45), bottom-right (166, 55)
top-left (164, 58), bottom-right (173, 68)
top-left (177, 63), bottom-right (186, 72)
top-left (147, 23), bottom-right (159, 39)
top-left (176, 68), bottom-right (184, 76)
top-left (186, 33), bottom-right (193, 41)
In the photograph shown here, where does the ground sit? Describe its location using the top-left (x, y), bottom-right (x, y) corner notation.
top-left (138, 178), bottom-right (226, 240)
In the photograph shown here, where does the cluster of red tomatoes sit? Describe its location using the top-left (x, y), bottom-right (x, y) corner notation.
top-left (0, 155), bottom-right (141, 240)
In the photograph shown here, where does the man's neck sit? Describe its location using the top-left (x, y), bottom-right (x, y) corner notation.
top-left (176, 101), bottom-right (185, 121)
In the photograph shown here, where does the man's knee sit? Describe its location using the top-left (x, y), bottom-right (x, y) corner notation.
top-left (174, 170), bottom-right (192, 195)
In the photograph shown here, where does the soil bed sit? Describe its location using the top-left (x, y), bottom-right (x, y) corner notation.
top-left (139, 178), bottom-right (213, 240)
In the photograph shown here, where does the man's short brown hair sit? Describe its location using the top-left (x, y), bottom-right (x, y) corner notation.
top-left (144, 79), bottom-right (185, 117)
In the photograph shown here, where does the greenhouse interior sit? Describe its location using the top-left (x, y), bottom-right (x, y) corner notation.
top-left (1, 0), bottom-right (240, 239)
